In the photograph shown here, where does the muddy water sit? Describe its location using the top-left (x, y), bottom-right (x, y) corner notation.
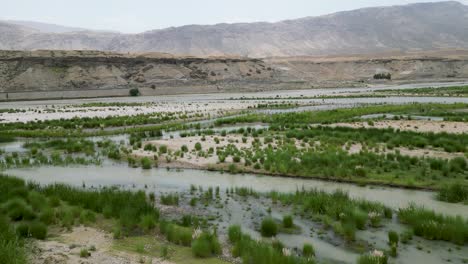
top-left (6, 164), bottom-right (467, 218)
top-left (5, 164), bottom-right (468, 264)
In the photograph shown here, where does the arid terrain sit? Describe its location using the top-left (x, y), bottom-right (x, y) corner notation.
top-left (1, 49), bottom-right (468, 100)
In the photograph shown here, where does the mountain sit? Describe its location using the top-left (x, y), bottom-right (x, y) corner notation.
top-left (3, 20), bottom-right (88, 33)
top-left (1, 1), bottom-right (468, 57)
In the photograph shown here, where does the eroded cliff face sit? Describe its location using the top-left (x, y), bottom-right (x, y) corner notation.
top-left (1, 50), bottom-right (468, 100)
top-left (0, 50), bottom-right (280, 95)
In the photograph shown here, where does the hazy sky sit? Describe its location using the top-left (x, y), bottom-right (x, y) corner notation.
top-left (2, 0), bottom-right (467, 33)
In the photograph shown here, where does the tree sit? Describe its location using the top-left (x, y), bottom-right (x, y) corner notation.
top-left (129, 88), bottom-right (140, 96)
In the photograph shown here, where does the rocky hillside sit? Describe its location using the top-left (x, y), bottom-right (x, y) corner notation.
top-left (1, 50), bottom-right (468, 100)
top-left (0, 50), bottom-right (282, 100)
top-left (1, 1), bottom-right (468, 57)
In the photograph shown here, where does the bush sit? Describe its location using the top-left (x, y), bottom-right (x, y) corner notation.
top-left (437, 183), bottom-right (468, 203)
top-left (228, 225), bottom-right (242, 243)
top-left (28, 221), bottom-right (47, 240)
top-left (195, 142), bottom-right (202, 151)
top-left (191, 232), bottom-right (221, 258)
top-left (129, 88), bottom-right (140, 97)
top-left (39, 207), bottom-right (55, 225)
top-left (303, 243), bottom-right (315, 257)
top-left (80, 248), bottom-right (90, 258)
top-left (159, 145), bottom-right (168, 154)
top-left (260, 217), bottom-right (278, 237)
top-left (283, 215), bottom-right (294, 228)
top-left (113, 225), bottom-right (122, 239)
top-left (401, 230), bottom-right (413, 244)
top-left (2, 199), bottom-right (36, 221)
top-left (160, 194), bottom-right (179, 206)
top-left (79, 210), bottom-right (96, 224)
top-left (358, 251), bottom-right (388, 264)
top-left (373, 73), bottom-right (391, 80)
top-left (141, 157), bottom-right (153, 169)
top-left (398, 205), bottom-right (468, 245)
top-left (140, 214), bottom-right (157, 231)
top-left (15, 222), bottom-right (30, 238)
top-left (231, 231), bottom-right (314, 264)
top-left (160, 221), bottom-right (192, 246)
top-left (0, 217), bottom-right (27, 264)
top-left (388, 230), bottom-right (399, 246)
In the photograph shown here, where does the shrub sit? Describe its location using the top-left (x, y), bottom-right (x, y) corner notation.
top-left (160, 194), bottom-right (179, 206)
top-left (27, 191), bottom-right (47, 211)
top-left (15, 222), bottom-right (30, 238)
top-left (160, 245), bottom-right (169, 258)
top-left (437, 183), bottom-right (468, 203)
top-left (141, 157), bottom-right (153, 169)
top-left (303, 243), bottom-right (315, 257)
top-left (48, 196), bottom-right (60, 207)
top-left (0, 217), bottom-right (27, 264)
top-left (228, 225), bottom-right (242, 243)
top-left (373, 73), bottom-right (391, 80)
top-left (401, 230), bottom-right (413, 244)
top-left (39, 207), bottom-right (55, 225)
top-left (140, 214), bottom-right (157, 231)
top-left (195, 142), bottom-right (202, 151)
top-left (358, 250), bottom-right (388, 264)
top-left (79, 210), bottom-right (96, 224)
top-left (388, 230), bottom-right (399, 246)
top-left (103, 205), bottom-right (113, 219)
top-left (260, 217), bottom-right (278, 237)
top-left (398, 205), bottom-right (468, 245)
top-left (231, 231), bottom-right (314, 264)
top-left (129, 88), bottom-right (140, 97)
top-left (181, 145), bottom-right (189, 152)
top-left (2, 199), bottom-right (36, 221)
top-left (190, 198), bottom-right (197, 207)
top-left (191, 232), bottom-right (221, 258)
top-left (28, 221), bottom-right (47, 240)
top-left (283, 215), bottom-right (294, 228)
top-left (389, 244), bottom-right (397, 257)
top-left (113, 225), bottom-right (122, 239)
top-left (80, 248), bottom-right (90, 258)
top-left (159, 145), bottom-right (168, 154)
top-left (159, 222), bottom-right (192, 246)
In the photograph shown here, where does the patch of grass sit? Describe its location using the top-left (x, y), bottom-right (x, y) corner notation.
top-left (388, 230), bottom-right (399, 246)
top-left (80, 248), bottom-right (90, 258)
top-left (113, 236), bottom-right (228, 264)
top-left (302, 243), bottom-right (315, 257)
top-left (260, 217), bottom-right (278, 237)
top-left (270, 189), bottom-right (391, 239)
top-left (230, 225), bottom-right (315, 264)
top-left (159, 221), bottom-right (192, 247)
top-left (191, 231), bottom-right (221, 258)
top-left (283, 215), bottom-right (294, 228)
top-left (141, 157), bottom-right (153, 169)
top-left (398, 205), bottom-right (468, 245)
top-left (437, 183), bottom-right (468, 203)
top-left (160, 193), bottom-right (179, 206)
top-left (357, 251), bottom-right (388, 264)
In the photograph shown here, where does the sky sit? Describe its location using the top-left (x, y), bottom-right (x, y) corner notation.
top-left (1, 0), bottom-right (467, 33)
